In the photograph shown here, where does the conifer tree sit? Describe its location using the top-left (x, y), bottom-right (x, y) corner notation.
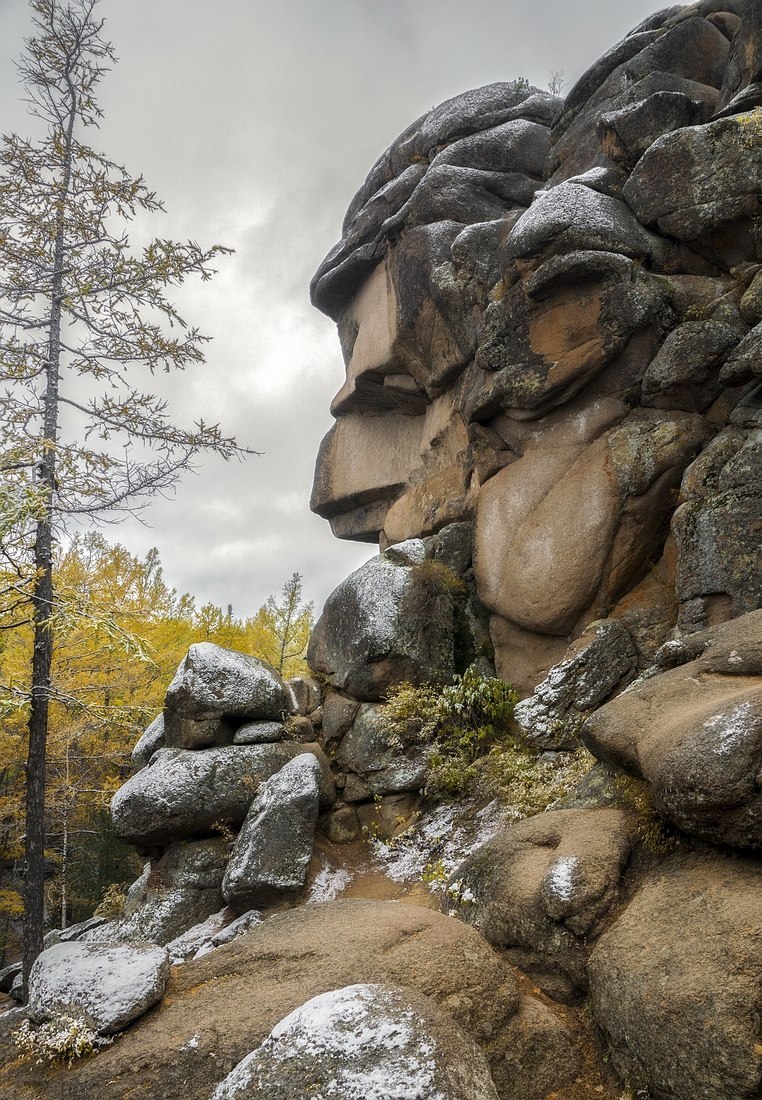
top-left (0, 0), bottom-right (253, 993)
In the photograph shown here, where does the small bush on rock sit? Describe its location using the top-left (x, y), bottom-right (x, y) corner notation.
top-left (93, 881), bottom-right (128, 920)
top-left (384, 666), bottom-right (519, 797)
top-left (614, 775), bottom-right (679, 854)
top-left (14, 1015), bottom-right (112, 1067)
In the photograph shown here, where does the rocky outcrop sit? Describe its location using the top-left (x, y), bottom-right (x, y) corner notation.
top-left (448, 808), bottom-right (636, 1001)
top-left (588, 851), bottom-right (762, 1099)
top-left (583, 610), bottom-right (762, 849)
top-left (211, 983), bottom-right (501, 1100)
top-left (309, 2), bottom-right (760, 688)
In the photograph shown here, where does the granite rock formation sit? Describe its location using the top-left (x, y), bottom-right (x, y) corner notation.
top-left (2, 4), bottom-right (761, 1100)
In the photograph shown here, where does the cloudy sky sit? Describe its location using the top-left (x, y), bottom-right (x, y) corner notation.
top-left (0, 0), bottom-right (664, 618)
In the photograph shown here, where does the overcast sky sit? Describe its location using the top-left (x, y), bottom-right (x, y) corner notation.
top-left (0, 0), bottom-right (665, 618)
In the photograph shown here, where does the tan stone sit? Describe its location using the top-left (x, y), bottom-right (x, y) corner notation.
top-left (384, 464), bottom-right (476, 544)
top-left (489, 616), bottom-right (570, 698)
top-left (310, 411), bottom-right (424, 538)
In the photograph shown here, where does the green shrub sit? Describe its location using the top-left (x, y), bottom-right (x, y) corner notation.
top-left (383, 665), bottom-right (519, 798)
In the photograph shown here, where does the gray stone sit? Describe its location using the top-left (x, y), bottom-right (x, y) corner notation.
top-left (222, 754), bottom-right (322, 912)
top-left (111, 742), bottom-right (335, 847)
top-left (163, 713), bottom-right (235, 751)
top-left (337, 703), bottom-right (430, 797)
top-left (642, 320), bottom-right (743, 410)
top-left (719, 322), bottom-right (762, 384)
top-left (588, 852), bottom-right (762, 1100)
top-left (583, 611), bottom-right (762, 849)
top-left (504, 182), bottom-right (665, 267)
top-left (165, 643), bottom-right (290, 723)
top-left (209, 983), bottom-right (500, 1100)
top-left (598, 90), bottom-right (708, 167)
top-left (165, 908), bottom-right (263, 964)
top-left (623, 112), bottom-right (762, 247)
top-left (85, 839), bottom-right (230, 947)
top-left (131, 713), bottom-right (165, 770)
top-left (232, 721), bottom-right (284, 745)
top-left (0, 962), bottom-right (21, 994)
top-left (308, 549), bottom-right (457, 700)
top-left (28, 941), bottom-right (170, 1036)
top-left (285, 676), bottom-right (321, 715)
top-left (514, 620), bottom-right (639, 750)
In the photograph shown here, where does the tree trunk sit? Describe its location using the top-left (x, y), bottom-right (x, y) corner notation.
top-left (21, 80), bottom-right (75, 999)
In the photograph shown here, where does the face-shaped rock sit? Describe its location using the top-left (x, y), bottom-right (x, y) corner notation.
top-left (311, 4), bottom-right (761, 684)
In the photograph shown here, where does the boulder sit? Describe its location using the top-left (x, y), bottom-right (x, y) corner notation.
top-left (222, 754), bottom-right (322, 911)
top-left (165, 643), bottom-right (290, 726)
top-left (231, 721), bottom-right (284, 745)
top-left (336, 703), bottom-right (430, 797)
top-left (308, 544), bottom-right (458, 699)
top-left (583, 610), bottom-right (762, 848)
top-left (598, 90), bottom-right (708, 167)
top-left (588, 851), bottom-right (762, 1100)
top-left (448, 808), bottom-right (635, 1000)
top-left (210, 983), bottom-right (500, 1100)
top-left (28, 941), bottom-right (169, 1036)
top-left (672, 424), bottom-right (762, 631)
top-left (131, 713), bottom-right (165, 770)
top-left (165, 908), bottom-right (262, 964)
top-left (622, 112), bottom-right (762, 255)
top-left (285, 676), bottom-right (321, 715)
top-left (111, 742), bottom-right (335, 847)
top-left (86, 839), bottom-right (230, 946)
top-left (1, 900), bottom-right (577, 1100)
top-left (513, 619), bottom-right (639, 749)
top-left (641, 319), bottom-right (743, 410)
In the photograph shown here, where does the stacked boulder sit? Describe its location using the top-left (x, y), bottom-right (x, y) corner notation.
top-left (104, 643), bottom-right (335, 947)
top-left (308, 524), bottom-right (491, 841)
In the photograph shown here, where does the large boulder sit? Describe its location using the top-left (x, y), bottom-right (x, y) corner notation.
top-left (86, 839), bottom-right (230, 946)
top-left (28, 942), bottom-right (169, 1036)
top-left (111, 742), bottom-right (335, 847)
top-left (588, 851), bottom-right (762, 1100)
top-left (164, 644), bottom-right (291, 743)
top-left (513, 619), bottom-right (639, 749)
top-left (336, 702), bottom-right (430, 797)
top-left (583, 610), bottom-right (762, 848)
top-left (448, 808), bottom-right (636, 1000)
top-left (308, 542), bottom-right (460, 699)
top-left (222, 754), bottom-right (321, 911)
top-left (210, 983), bottom-right (500, 1100)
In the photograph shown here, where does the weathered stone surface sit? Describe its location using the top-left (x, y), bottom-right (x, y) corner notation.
top-left (28, 942), bottom-right (169, 1036)
top-left (588, 851), bottom-right (762, 1100)
top-left (210, 983), bottom-right (501, 1100)
top-left (720, 321), bottom-right (762, 383)
top-left (87, 839), bottom-right (230, 947)
top-left (222, 754), bottom-right (321, 911)
top-left (598, 90), bottom-right (708, 167)
top-left (165, 908), bottom-right (262, 965)
top-left (449, 808), bottom-right (635, 1000)
top-left (165, 643), bottom-right (290, 724)
top-left (308, 545), bottom-right (457, 699)
top-left (337, 704), bottom-right (430, 797)
top-left (131, 713), bottom-right (165, 770)
top-left (549, 18), bottom-right (729, 182)
top-left (285, 676), bottom-right (321, 715)
top-left (474, 409), bottom-right (708, 636)
top-left (583, 610), bottom-right (762, 848)
top-left (514, 619), bottom-right (639, 749)
top-left (232, 720), bottom-right (284, 745)
top-left (504, 182), bottom-right (665, 267)
top-left (0, 901), bottom-right (538, 1100)
top-left (641, 319), bottom-right (743, 409)
top-left (111, 742), bottom-right (335, 847)
top-left (623, 112), bottom-right (762, 247)
top-left (321, 690), bottom-right (360, 743)
top-left (673, 425), bottom-right (762, 630)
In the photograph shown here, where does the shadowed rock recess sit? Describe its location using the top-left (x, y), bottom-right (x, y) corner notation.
top-left (2, 4), bottom-right (761, 1099)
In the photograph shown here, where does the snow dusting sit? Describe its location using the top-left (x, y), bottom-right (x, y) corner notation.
top-left (210, 984), bottom-right (447, 1100)
top-left (308, 862), bottom-right (353, 904)
top-left (544, 856), bottom-right (581, 903)
top-left (702, 702), bottom-right (757, 756)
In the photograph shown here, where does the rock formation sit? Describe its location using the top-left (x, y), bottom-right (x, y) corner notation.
top-left (1, 3), bottom-right (761, 1099)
